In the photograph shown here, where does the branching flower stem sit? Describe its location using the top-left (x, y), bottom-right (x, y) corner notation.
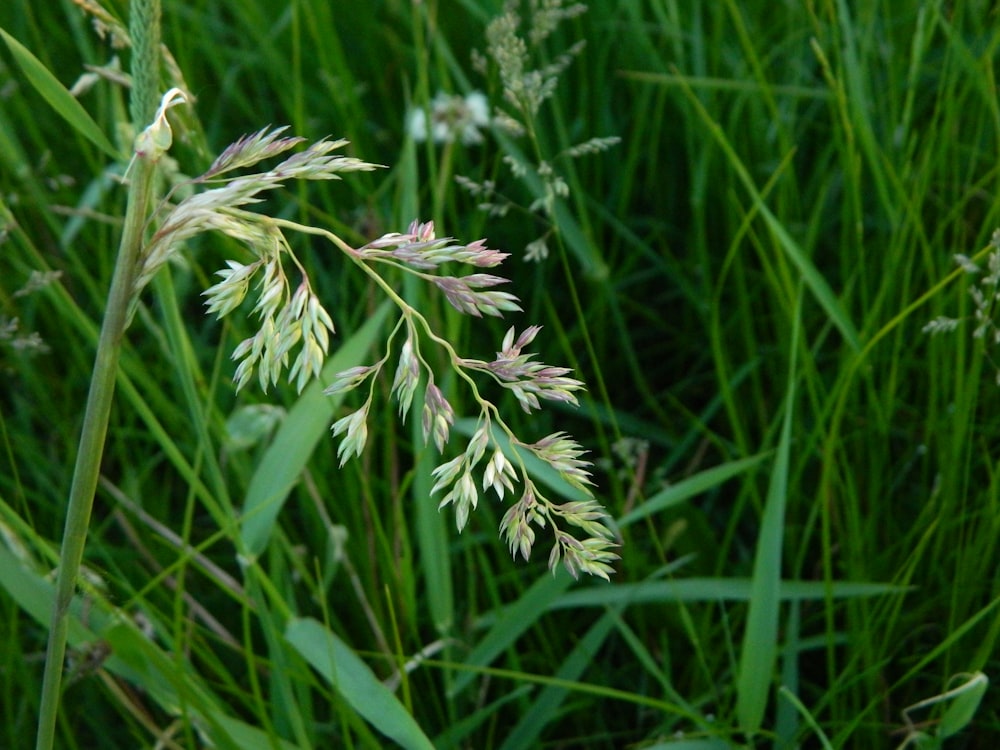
top-left (269, 219), bottom-right (491, 392)
top-left (343, 254), bottom-right (548, 489)
top-left (272, 216), bottom-right (547, 481)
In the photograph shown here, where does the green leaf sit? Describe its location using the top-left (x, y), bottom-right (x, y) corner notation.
top-left (0, 27), bottom-right (121, 160)
top-left (671, 74), bottom-right (861, 351)
top-left (285, 617), bottom-right (435, 750)
top-left (736, 289), bottom-right (802, 735)
top-left (449, 570), bottom-right (575, 698)
top-left (939, 672), bottom-right (988, 738)
top-left (0, 542), bottom-right (96, 649)
top-left (617, 452), bottom-right (770, 528)
top-left (413, 389), bottom-right (454, 634)
top-left (499, 607), bottom-right (620, 750)
top-left (544, 578), bottom-right (908, 611)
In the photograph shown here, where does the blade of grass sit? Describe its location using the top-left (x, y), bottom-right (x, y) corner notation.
top-left (449, 569), bottom-right (575, 698)
top-left (735, 287), bottom-right (801, 736)
top-left (542, 579), bottom-right (908, 612)
top-left (670, 72), bottom-right (861, 351)
top-left (617, 452), bottom-right (770, 529)
top-left (499, 606), bottom-right (620, 750)
top-left (412, 392), bottom-right (454, 635)
top-left (0, 27), bottom-right (120, 160)
top-left (432, 686), bottom-right (533, 748)
top-left (284, 616), bottom-right (435, 750)
top-left (777, 686), bottom-right (835, 750)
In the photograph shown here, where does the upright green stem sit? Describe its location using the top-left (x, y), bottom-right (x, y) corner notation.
top-left (35, 1), bottom-right (160, 748)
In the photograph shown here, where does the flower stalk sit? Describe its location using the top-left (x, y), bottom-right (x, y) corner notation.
top-left (35, 1), bottom-right (161, 748)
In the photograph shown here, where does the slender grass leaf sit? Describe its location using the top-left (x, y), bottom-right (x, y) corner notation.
top-left (499, 607), bottom-right (620, 750)
top-left (618, 70), bottom-right (831, 99)
top-left (736, 290), bottom-right (800, 735)
top-left (757, 207), bottom-right (860, 351)
top-left (449, 569), bottom-right (575, 697)
top-left (776, 601), bottom-right (802, 745)
top-left (544, 579), bottom-right (908, 611)
top-left (670, 73), bottom-right (860, 351)
top-left (285, 617), bottom-right (435, 750)
top-left (617, 453), bottom-right (770, 528)
top-left (939, 672), bottom-right (988, 739)
top-left (640, 741), bottom-right (735, 750)
top-left (0, 542), bottom-right (96, 648)
top-left (208, 714), bottom-right (302, 750)
top-left (413, 397), bottom-right (453, 634)
top-left (0, 28), bottom-right (120, 160)
top-left (433, 686), bottom-right (533, 749)
top-left (777, 686), bottom-right (835, 750)
top-left (241, 303), bottom-right (391, 558)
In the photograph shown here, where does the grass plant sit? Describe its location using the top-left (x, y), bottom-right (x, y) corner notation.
top-left (2, 0), bottom-right (1000, 747)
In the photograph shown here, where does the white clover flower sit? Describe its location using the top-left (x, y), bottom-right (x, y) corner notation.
top-left (407, 91), bottom-right (491, 145)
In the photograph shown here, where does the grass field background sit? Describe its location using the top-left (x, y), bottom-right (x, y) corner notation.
top-left (2, 0), bottom-right (999, 747)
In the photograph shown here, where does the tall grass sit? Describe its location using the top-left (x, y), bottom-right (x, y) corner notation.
top-left (2, 0), bottom-right (999, 747)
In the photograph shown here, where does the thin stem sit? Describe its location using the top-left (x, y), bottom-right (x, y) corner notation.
top-left (35, 1), bottom-right (160, 747)
top-left (35, 161), bottom-right (156, 750)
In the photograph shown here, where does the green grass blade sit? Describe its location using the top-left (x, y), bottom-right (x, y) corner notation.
top-left (617, 453), bottom-right (770, 529)
top-left (735, 290), bottom-right (801, 735)
top-left (939, 672), bottom-right (988, 739)
top-left (0, 541), bottom-right (286, 750)
top-left (448, 569), bottom-right (575, 698)
top-left (543, 579), bottom-right (908, 611)
top-left (670, 74), bottom-right (861, 351)
top-left (432, 686), bottom-right (533, 748)
top-left (413, 401), bottom-right (454, 635)
top-left (0, 27), bottom-right (120, 160)
top-left (284, 616), bottom-right (435, 750)
top-left (498, 608), bottom-right (619, 750)
top-left (208, 714), bottom-right (302, 750)
top-left (640, 741), bottom-right (734, 750)
top-left (241, 303), bottom-right (391, 558)
top-left (0, 541), bottom-right (96, 649)
top-left (777, 686), bottom-right (835, 750)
